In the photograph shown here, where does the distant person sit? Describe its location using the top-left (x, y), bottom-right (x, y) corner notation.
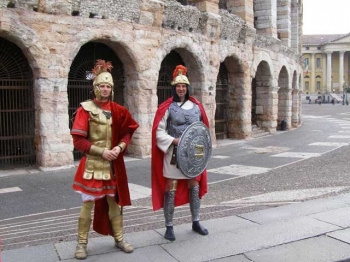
top-left (71, 59), bottom-right (139, 259)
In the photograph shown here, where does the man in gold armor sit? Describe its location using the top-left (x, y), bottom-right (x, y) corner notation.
top-left (71, 59), bottom-right (139, 260)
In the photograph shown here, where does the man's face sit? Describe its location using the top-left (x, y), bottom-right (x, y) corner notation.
top-left (98, 83), bottom-right (112, 99)
top-left (175, 83), bottom-right (187, 100)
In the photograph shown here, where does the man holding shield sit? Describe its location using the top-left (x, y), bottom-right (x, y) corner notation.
top-left (151, 65), bottom-right (210, 241)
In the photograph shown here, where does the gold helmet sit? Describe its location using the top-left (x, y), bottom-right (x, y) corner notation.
top-left (91, 59), bottom-right (114, 100)
top-left (171, 65), bottom-right (190, 86)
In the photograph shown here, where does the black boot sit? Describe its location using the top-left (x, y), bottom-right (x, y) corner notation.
top-left (164, 226), bottom-right (176, 241)
top-left (192, 221), bottom-right (208, 235)
top-left (189, 185), bottom-right (209, 236)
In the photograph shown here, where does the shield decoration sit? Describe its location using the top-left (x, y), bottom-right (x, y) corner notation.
top-left (177, 121), bottom-right (212, 178)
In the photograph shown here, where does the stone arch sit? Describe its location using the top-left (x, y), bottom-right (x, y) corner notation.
top-left (251, 56), bottom-right (276, 133)
top-left (277, 66), bottom-right (291, 130)
top-left (216, 54), bottom-right (246, 139)
top-left (154, 37), bottom-right (206, 97)
top-left (0, 23), bottom-right (39, 79)
top-left (250, 51), bottom-right (275, 79)
top-left (68, 38), bottom-right (140, 110)
top-left (0, 36), bottom-right (36, 168)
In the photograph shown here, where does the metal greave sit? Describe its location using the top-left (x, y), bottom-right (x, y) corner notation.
top-left (164, 191), bottom-right (175, 227)
top-left (189, 185), bottom-right (200, 222)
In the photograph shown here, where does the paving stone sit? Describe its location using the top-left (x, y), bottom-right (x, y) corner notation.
top-left (245, 236), bottom-right (350, 262)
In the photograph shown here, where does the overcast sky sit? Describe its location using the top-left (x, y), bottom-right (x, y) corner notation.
top-left (303, 0), bottom-right (350, 35)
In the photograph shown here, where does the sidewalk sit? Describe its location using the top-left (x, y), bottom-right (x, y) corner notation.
top-left (3, 193), bottom-right (350, 262)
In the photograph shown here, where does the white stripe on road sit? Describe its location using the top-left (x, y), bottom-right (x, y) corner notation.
top-left (0, 187), bottom-right (22, 194)
top-left (208, 164), bottom-right (271, 177)
top-left (211, 155), bottom-right (230, 159)
top-left (309, 142), bottom-right (349, 146)
top-left (328, 135), bottom-right (350, 138)
top-left (271, 152), bottom-right (321, 159)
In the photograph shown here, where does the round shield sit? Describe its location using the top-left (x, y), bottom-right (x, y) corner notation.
top-left (177, 121), bottom-right (212, 178)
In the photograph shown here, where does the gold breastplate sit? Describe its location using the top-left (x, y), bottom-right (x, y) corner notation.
top-left (81, 101), bottom-right (113, 180)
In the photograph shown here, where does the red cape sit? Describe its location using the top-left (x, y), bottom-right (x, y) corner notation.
top-left (93, 102), bottom-right (139, 235)
top-left (151, 97), bottom-right (209, 211)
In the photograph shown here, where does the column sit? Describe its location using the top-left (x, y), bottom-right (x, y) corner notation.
top-left (189, 0), bottom-right (219, 13)
top-left (277, 0), bottom-right (291, 47)
top-left (326, 52), bottom-right (332, 93)
top-left (290, 0), bottom-right (299, 51)
top-left (253, 0), bottom-right (277, 38)
top-left (227, 0), bottom-right (254, 28)
top-left (310, 53), bottom-right (315, 92)
top-left (339, 51), bottom-right (344, 93)
top-left (322, 53), bottom-right (327, 93)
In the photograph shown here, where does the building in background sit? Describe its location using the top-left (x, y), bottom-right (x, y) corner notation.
top-left (302, 34), bottom-right (350, 102)
top-left (0, 0), bottom-right (303, 170)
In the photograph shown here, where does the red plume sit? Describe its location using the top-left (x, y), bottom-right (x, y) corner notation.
top-left (172, 65), bottom-right (187, 79)
top-left (91, 59), bottom-right (113, 78)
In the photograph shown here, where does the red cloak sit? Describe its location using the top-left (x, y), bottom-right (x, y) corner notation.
top-left (151, 97), bottom-right (209, 211)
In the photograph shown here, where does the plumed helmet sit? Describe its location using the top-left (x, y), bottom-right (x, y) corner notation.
top-left (93, 71), bottom-right (114, 88)
top-left (91, 59), bottom-right (114, 87)
top-left (171, 65), bottom-right (190, 86)
top-left (89, 59), bottom-right (114, 100)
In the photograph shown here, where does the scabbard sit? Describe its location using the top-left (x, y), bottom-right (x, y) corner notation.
top-left (170, 145), bottom-right (177, 166)
top-left (110, 161), bottom-right (116, 180)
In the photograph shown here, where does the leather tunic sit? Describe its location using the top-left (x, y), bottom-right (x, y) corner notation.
top-left (81, 101), bottom-right (112, 180)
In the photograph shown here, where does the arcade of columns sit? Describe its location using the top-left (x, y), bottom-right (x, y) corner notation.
top-left (0, 0), bottom-right (303, 169)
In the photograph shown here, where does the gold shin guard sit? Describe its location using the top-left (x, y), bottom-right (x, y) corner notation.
top-left (75, 217), bottom-right (92, 260)
top-left (110, 215), bottom-right (134, 253)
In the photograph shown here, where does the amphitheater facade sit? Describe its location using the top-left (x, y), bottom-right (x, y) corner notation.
top-left (0, 0), bottom-right (303, 170)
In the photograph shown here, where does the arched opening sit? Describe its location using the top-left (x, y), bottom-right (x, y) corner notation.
top-left (0, 37), bottom-right (35, 169)
top-left (157, 50), bottom-right (184, 106)
top-left (252, 61), bottom-right (273, 131)
top-left (215, 63), bottom-right (229, 139)
top-left (68, 42), bottom-right (124, 160)
top-left (277, 66), bottom-right (290, 130)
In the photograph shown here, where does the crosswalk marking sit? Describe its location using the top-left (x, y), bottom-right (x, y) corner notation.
top-left (212, 155), bottom-right (230, 159)
top-left (309, 142), bottom-right (349, 146)
top-left (208, 164), bottom-right (271, 177)
top-left (0, 187), bottom-right (22, 194)
top-left (271, 152), bottom-right (321, 159)
top-left (328, 135), bottom-right (350, 138)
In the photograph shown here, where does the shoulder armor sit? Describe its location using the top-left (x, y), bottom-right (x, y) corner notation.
top-left (80, 100), bottom-right (101, 114)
